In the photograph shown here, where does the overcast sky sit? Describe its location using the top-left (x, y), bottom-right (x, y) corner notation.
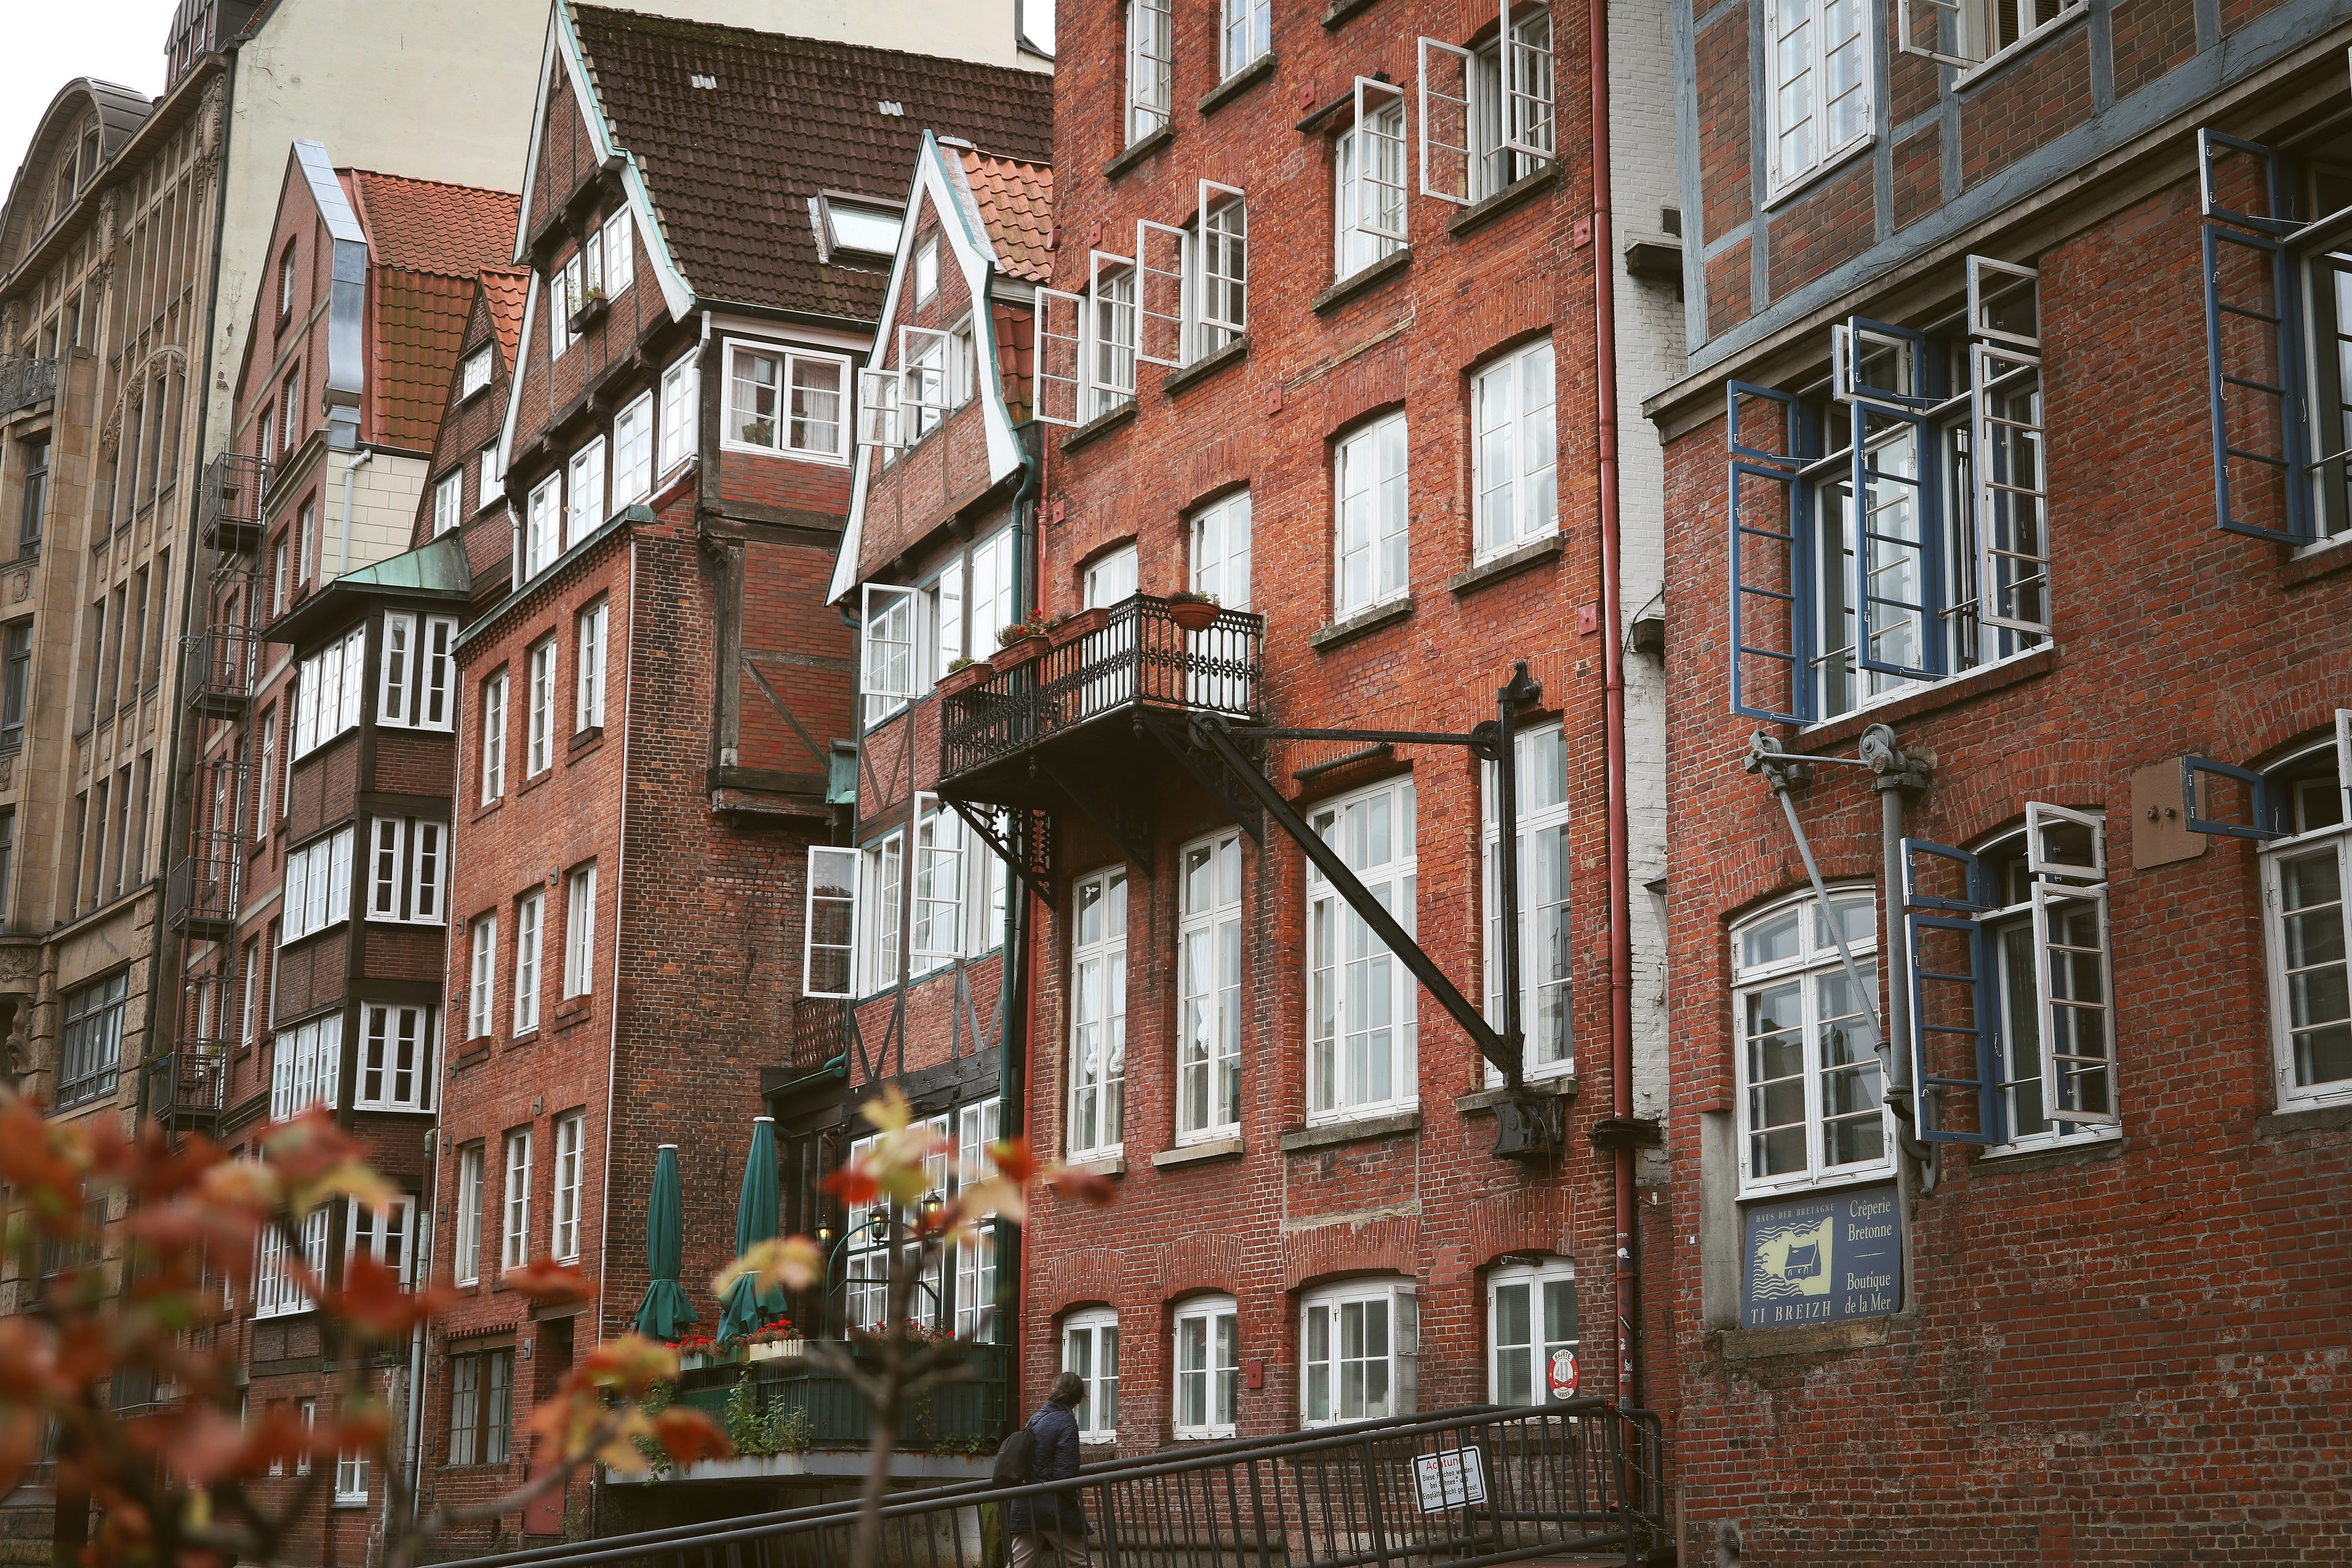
top-left (0, 0), bottom-right (175, 203)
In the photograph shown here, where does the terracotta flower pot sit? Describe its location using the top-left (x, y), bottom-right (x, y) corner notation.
top-left (938, 661), bottom-right (993, 701)
top-left (1167, 598), bottom-right (1220, 633)
top-left (1049, 606), bottom-right (1111, 647)
top-left (991, 634), bottom-right (1050, 674)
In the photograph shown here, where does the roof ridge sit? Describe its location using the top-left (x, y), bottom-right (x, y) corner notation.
top-left (347, 168), bottom-right (524, 198)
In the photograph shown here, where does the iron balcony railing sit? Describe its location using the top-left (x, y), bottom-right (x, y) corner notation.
top-left (167, 848), bottom-right (240, 938)
top-left (940, 595), bottom-right (1263, 782)
top-left (440, 1402), bottom-right (1668, 1568)
top-left (199, 451), bottom-right (269, 554)
top-left (144, 1049), bottom-right (227, 1127)
top-left (183, 623), bottom-right (260, 715)
top-left (0, 356), bottom-right (58, 417)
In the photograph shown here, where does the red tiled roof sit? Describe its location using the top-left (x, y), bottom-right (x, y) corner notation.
top-left (957, 148), bottom-right (1052, 285)
top-left (479, 266), bottom-right (531, 371)
top-left (347, 171), bottom-right (519, 278)
top-left (373, 268), bottom-right (480, 450)
top-left (570, 3), bottom-right (1052, 319)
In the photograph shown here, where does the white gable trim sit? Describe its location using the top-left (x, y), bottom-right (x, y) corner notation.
top-left (495, 271), bottom-right (541, 489)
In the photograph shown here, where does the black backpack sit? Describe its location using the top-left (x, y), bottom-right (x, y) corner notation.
top-left (993, 1423), bottom-right (1035, 1487)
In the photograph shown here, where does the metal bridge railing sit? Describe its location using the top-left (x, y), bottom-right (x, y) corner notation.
top-left (437, 1402), bottom-right (1667, 1568)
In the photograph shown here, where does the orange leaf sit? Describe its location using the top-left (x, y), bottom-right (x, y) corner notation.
top-left (986, 1138), bottom-right (1038, 1184)
top-left (503, 1258), bottom-right (593, 1304)
top-left (821, 1164), bottom-right (879, 1206)
top-left (652, 1408), bottom-right (732, 1465)
top-left (1046, 1164), bottom-right (1118, 1207)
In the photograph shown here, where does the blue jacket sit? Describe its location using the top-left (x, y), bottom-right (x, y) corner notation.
top-left (1004, 1401), bottom-right (1089, 1536)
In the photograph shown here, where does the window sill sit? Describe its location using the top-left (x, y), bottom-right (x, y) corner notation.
top-left (1446, 162), bottom-right (1559, 240)
top-left (2282, 533), bottom-right (2352, 589)
top-left (1058, 400), bottom-right (1136, 455)
top-left (1455, 1077), bottom-right (1578, 1117)
top-left (518, 769), bottom-right (552, 797)
top-left (1160, 336), bottom-right (1248, 400)
top-left (554, 995), bottom-right (591, 1024)
top-left (508, 1027), bottom-right (540, 1047)
top-left (2253, 1100), bottom-right (2352, 1139)
top-left (1312, 248), bottom-right (1412, 316)
top-left (1067, 1154), bottom-right (1127, 1178)
top-left (1968, 1131), bottom-right (2122, 1175)
top-left (1104, 124), bottom-right (1175, 184)
top-left (1449, 533), bottom-right (1562, 597)
top-left (569, 724), bottom-right (604, 754)
top-left (472, 796), bottom-right (505, 824)
top-left (1763, 136), bottom-right (1875, 212)
top-left (1793, 646), bottom-right (2055, 751)
top-left (1711, 1313), bottom-right (1907, 1364)
top-left (1320, 0), bottom-right (1380, 25)
top-left (455, 1043), bottom-right (491, 1070)
top-left (1309, 595), bottom-right (1413, 652)
top-left (1153, 1137), bottom-right (1244, 1169)
top-left (1198, 52), bottom-right (1275, 118)
top-left (1280, 1111), bottom-right (1420, 1152)
top-left (1950, 5), bottom-right (2090, 93)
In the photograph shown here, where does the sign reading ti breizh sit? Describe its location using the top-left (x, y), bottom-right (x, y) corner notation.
top-left (1740, 1185), bottom-right (1904, 1329)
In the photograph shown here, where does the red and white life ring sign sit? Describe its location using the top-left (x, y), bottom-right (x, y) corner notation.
top-left (1547, 1348), bottom-right (1579, 1400)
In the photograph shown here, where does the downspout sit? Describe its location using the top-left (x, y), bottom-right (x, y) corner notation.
top-left (998, 394), bottom-right (1041, 1421)
top-left (337, 445), bottom-right (374, 579)
top-left (1587, 0), bottom-right (1640, 1406)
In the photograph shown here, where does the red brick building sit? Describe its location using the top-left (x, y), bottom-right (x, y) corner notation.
top-left (1648, 0), bottom-right (2352, 1556)
top-left (415, 7), bottom-right (1051, 1546)
top-left (166, 141), bottom-right (517, 1565)
top-left (834, 0), bottom-right (1685, 1465)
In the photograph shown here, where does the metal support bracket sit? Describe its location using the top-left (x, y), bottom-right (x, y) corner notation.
top-left (1140, 708), bottom-right (1265, 843)
top-left (1035, 755), bottom-right (1155, 877)
top-left (942, 798), bottom-right (1057, 907)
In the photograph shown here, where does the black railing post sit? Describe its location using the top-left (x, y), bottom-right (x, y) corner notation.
top-left (1357, 1430), bottom-right (1391, 1568)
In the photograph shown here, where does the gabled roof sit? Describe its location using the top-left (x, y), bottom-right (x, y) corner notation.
top-left (348, 172), bottom-right (520, 276)
top-left (343, 173), bottom-right (521, 450)
top-left (954, 148), bottom-right (1052, 285)
top-left (480, 267), bottom-right (531, 370)
top-left (564, 2), bottom-right (1052, 320)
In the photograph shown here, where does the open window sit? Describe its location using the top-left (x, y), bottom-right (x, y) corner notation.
top-left (1033, 286), bottom-right (1083, 427)
top-left (1088, 252), bottom-right (1138, 417)
top-left (858, 369), bottom-right (902, 451)
top-left (816, 192), bottom-right (905, 264)
top-left (1724, 259), bottom-right (2048, 725)
top-left (1896, 0), bottom-right (2083, 72)
top-left (1419, 5), bottom-right (1554, 207)
top-left (803, 845), bottom-right (859, 998)
top-left (1136, 220), bottom-right (1186, 369)
top-left (900, 326), bottom-right (952, 442)
top-left (861, 584), bottom-right (916, 725)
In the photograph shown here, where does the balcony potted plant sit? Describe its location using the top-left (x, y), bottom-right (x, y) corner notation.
top-left (991, 612), bottom-right (1058, 673)
top-left (937, 653), bottom-right (992, 703)
top-left (1048, 604), bottom-right (1112, 648)
top-left (1165, 589), bottom-right (1221, 633)
top-left (673, 1331), bottom-right (721, 1371)
top-left (746, 1315), bottom-right (803, 1362)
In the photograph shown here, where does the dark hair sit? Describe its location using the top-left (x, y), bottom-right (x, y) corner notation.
top-left (1049, 1371), bottom-right (1087, 1407)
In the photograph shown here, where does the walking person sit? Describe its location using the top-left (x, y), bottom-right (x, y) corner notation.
top-left (1006, 1372), bottom-right (1093, 1568)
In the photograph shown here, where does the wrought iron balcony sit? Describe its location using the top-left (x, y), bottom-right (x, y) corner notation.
top-left (0, 356), bottom-right (57, 418)
top-left (144, 1049), bottom-right (227, 1131)
top-left (166, 848), bottom-right (240, 939)
top-left (199, 452), bottom-right (269, 554)
top-left (183, 623), bottom-right (259, 716)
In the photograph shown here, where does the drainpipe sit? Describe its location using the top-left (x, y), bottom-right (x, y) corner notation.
top-left (336, 443), bottom-right (373, 579)
top-left (998, 291), bottom-right (1043, 1418)
top-left (1587, 0), bottom-right (1640, 1406)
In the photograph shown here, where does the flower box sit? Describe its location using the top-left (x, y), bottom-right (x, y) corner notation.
top-left (938, 661), bottom-right (994, 702)
top-left (991, 635), bottom-right (1050, 674)
top-left (747, 1338), bottom-right (804, 1362)
top-left (1047, 606), bottom-right (1111, 648)
top-left (568, 292), bottom-right (610, 333)
top-left (679, 1352), bottom-right (709, 1371)
top-left (1167, 597), bottom-right (1220, 633)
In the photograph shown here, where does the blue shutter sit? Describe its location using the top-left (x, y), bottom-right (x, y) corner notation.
top-left (2201, 222), bottom-right (2313, 544)
top-left (1851, 399), bottom-right (1946, 681)
top-left (1901, 839), bottom-right (2001, 1146)
top-left (2181, 755), bottom-right (2285, 840)
top-left (1728, 460), bottom-right (1812, 724)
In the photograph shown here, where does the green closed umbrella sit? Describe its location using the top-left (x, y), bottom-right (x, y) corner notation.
top-left (717, 1116), bottom-right (788, 1343)
top-left (634, 1145), bottom-right (696, 1340)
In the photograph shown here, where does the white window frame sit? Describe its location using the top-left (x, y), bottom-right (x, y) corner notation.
top-left (804, 845), bottom-right (859, 999)
top-left (1189, 489), bottom-right (1253, 612)
top-left (1334, 412), bottom-right (1410, 620)
top-left (912, 796), bottom-right (963, 976)
top-left (901, 325), bottom-right (953, 442)
top-left (480, 670), bottom-right (508, 803)
top-left (1300, 1279), bottom-right (1418, 1426)
top-left (454, 1141), bottom-right (485, 1286)
top-left (1765, 0), bottom-right (1873, 198)
top-left (527, 639), bottom-right (555, 776)
top-left (612, 391), bottom-right (654, 507)
top-left (1471, 337), bottom-right (1558, 560)
top-left (480, 441), bottom-right (504, 500)
top-left (1220, 0), bottom-right (1270, 77)
top-left (1486, 1258), bottom-right (1578, 1406)
top-left (551, 1109), bottom-right (586, 1261)
top-left (566, 438), bottom-right (606, 551)
top-left (514, 890), bottom-right (544, 1033)
top-left (1336, 84), bottom-right (1408, 279)
top-left (468, 914), bottom-right (498, 1037)
top-left (293, 628), bottom-right (365, 758)
top-left (1897, 0), bottom-right (2084, 76)
top-left (1483, 721), bottom-right (1572, 1080)
top-left (863, 830), bottom-right (905, 996)
top-left (525, 474), bottom-right (560, 579)
top-left (432, 471), bottom-right (462, 535)
top-left (501, 1127), bottom-right (533, 1272)
top-left (269, 1013), bottom-right (343, 1120)
top-left (658, 352), bottom-right (698, 474)
top-left (1062, 1307), bottom-right (1121, 1442)
top-left (1307, 776), bottom-right (1419, 1124)
top-left (576, 601), bottom-right (608, 732)
top-left (378, 613), bottom-right (457, 731)
top-left (2262, 723), bottom-right (2352, 1111)
top-left (861, 583), bottom-right (917, 725)
top-left (460, 347), bottom-right (493, 402)
top-left (347, 1193), bottom-right (416, 1280)
top-left (1033, 286), bottom-right (1083, 428)
top-left (1087, 254), bottom-right (1138, 420)
top-left (1732, 885), bottom-right (1890, 1196)
top-left (914, 236), bottom-right (939, 303)
top-left (255, 1205), bottom-right (331, 1319)
top-left (366, 817), bottom-right (446, 925)
top-left (1125, 0), bottom-right (1172, 144)
top-left (1193, 184), bottom-right (1249, 361)
top-left (1068, 866), bottom-right (1129, 1161)
top-left (1173, 1294), bottom-right (1240, 1438)
top-left (1083, 543), bottom-right (1139, 608)
top-left (281, 827), bottom-right (355, 944)
top-left (723, 341), bottom-right (851, 464)
top-left (598, 206), bottom-right (635, 299)
top-left (256, 711), bottom-right (277, 835)
top-left (563, 865), bottom-right (597, 998)
top-left (953, 1098), bottom-right (1002, 1341)
top-left (927, 559), bottom-right (966, 682)
top-left (1177, 830), bottom-right (1244, 1145)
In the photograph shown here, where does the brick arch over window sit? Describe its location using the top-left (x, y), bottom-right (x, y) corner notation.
top-left (1320, 342), bottom-right (1408, 438)
top-left (1922, 754), bottom-right (2113, 849)
top-left (1035, 1247), bottom-right (1120, 1318)
top-left (1154, 1233), bottom-right (1245, 1300)
top-left (2210, 673), bottom-right (2352, 771)
top-left (1282, 1217), bottom-right (1419, 1292)
top-left (1458, 1187), bottom-right (1573, 1271)
top-left (1174, 440), bottom-right (1250, 517)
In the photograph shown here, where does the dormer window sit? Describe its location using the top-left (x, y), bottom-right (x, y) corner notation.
top-left (815, 193), bottom-right (904, 263)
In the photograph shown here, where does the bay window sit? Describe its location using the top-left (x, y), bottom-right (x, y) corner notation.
top-left (270, 1013), bottom-right (342, 1119)
top-left (1177, 831), bottom-right (1243, 1144)
top-left (366, 818), bottom-right (445, 924)
top-left (378, 613), bottom-right (456, 731)
top-left (1173, 1295), bottom-right (1239, 1438)
top-left (282, 827), bottom-right (354, 942)
top-left (347, 1194), bottom-right (414, 1280)
top-left (1732, 887), bottom-right (1886, 1193)
top-left (1308, 777), bottom-right (1418, 1122)
top-left (1069, 867), bottom-right (1128, 1161)
top-left (293, 627), bottom-right (365, 757)
top-left (1300, 1279), bottom-right (1416, 1425)
top-left (355, 1003), bottom-right (435, 1111)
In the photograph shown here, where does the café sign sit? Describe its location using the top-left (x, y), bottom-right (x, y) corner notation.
top-left (1739, 1183), bottom-right (1902, 1329)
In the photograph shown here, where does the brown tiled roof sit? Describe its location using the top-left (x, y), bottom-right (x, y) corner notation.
top-left (480, 266), bottom-right (531, 371)
top-left (347, 172), bottom-right (520, 277)
top-left (957, 148), bottom-right (1052, 285)
top-left (373, 268), bottom-right (480, 450)
top-left (570, 3), bottom-right (1052, 321)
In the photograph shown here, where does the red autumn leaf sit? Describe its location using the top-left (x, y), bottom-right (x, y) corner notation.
top-left (162, 1405), bottom-right (252, 1484)
top-left (504, 1258), bottom-right (594, 1304)
top-left (257, 1109), bottom-right (366, 1182)
top-left (652, 1407), bottom-right (733, 1464)
top-left (1046, 1164), bottom-right (1117, 1207)
top-left (330, 1254), bottom-right (455, 1338)
top-left (821, 1163), bottom-right (879, 1206)
top-left (986, 1137), bottom-right (1039, 1184)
